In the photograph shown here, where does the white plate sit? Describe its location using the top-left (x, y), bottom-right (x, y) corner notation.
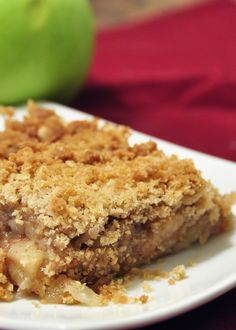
top-left (0, 102), bottom-right (235, 330)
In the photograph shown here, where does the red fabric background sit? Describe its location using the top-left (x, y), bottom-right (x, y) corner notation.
top-left (73, 1), bottom-right (236, 328)
top-left (75, 0), bottom-right (236, 162)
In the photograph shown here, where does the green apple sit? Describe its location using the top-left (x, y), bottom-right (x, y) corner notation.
top-left (0, 0), bottom-right (94, 104)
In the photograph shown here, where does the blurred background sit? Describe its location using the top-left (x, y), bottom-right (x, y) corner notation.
top-left (90, 0), bottom-right (205, 28)
top-left (1, 0), bottom-right (234, 163)
top-left (76, 0), bottom-right (236, 163)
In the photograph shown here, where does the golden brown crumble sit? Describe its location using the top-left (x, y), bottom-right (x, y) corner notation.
top-left (0, 101), bottom-right (234, 305)
top-left (99, 278), bottom-right (149, 305)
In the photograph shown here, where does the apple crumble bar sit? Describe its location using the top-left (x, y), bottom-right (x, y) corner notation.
top-left (0, 102), bottom-right (234, 304)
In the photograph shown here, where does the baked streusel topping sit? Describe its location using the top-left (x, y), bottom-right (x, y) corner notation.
top-left (0, 102), bottom-right (234, 304)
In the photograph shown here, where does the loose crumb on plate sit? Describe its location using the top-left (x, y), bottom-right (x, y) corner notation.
top-left (187, 260), bottom-right (197, 267)
top-left (99, 264), bottom-right (187, 304)
top-left (168, 265), bottom-right (186, 285)
top-left (99, 279), bottom-right (149, 305)
top-left (142, 281), bottom-right (153, 293)
top-left (32, 301), bottom-right (40, 308)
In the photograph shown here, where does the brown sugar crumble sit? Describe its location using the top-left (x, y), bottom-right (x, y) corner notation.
top-left (0, 101), bottom-right (234, 306)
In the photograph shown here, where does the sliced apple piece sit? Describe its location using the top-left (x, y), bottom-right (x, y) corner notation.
top-left (6, 240), bottom-right (44, 291)
top-left (64, 279), bottom-right (101, 306)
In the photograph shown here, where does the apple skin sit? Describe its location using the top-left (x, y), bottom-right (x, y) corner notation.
top-left (0, 0), bottom-right (94, 104)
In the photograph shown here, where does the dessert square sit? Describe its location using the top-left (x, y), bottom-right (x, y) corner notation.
top-left (0, 102), bottom-right (234, 304)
